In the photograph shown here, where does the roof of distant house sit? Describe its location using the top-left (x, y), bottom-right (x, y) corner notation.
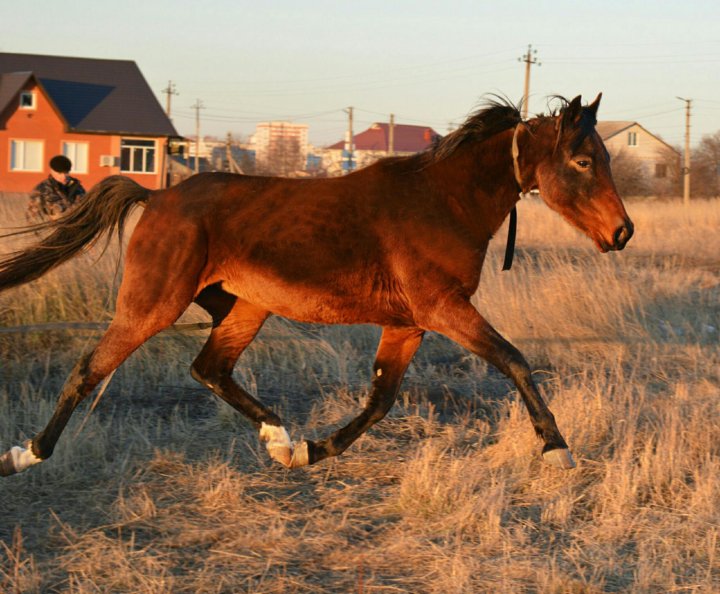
top-left (596, 121), bottom-right (636, 139)
top-left (0, 52), bottom-right (177, 136)
top-left (596, 120), bottom-right (679, 153)
top-left (0, 71), bottom-right (33, 114)
top-left (328, 122), bottom-right (441, 152)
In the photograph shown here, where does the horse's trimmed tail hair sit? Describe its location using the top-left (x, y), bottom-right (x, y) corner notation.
top-left (0, 175), bottom-right (152, 293)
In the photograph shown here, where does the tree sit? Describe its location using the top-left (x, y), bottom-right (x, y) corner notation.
top-left (692, 131), bottom-right (720, 198)
top-left (609, 149), bottom-right (652, 197)
top-left (256, 129), bottom-right (305, 177)
top-left (651, 145), bottom-right (682, 198)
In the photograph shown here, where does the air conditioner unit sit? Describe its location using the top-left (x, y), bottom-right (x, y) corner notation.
top-left (99, 155), bottom-right (117, 167)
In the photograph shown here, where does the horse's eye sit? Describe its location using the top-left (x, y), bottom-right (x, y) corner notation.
top-left (575, 159), bottom-right (591, 169)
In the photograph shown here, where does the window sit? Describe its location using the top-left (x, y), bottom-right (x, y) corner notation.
top-left (120, 139), bottom-right (156, 173)
top-left (655, 163), bottom-right (667, 178)
top-left (62, 142), bottom-right (89, 174)
top-left (628, 131), bottom-right (638, 147)
top-left (19, 91), bottom-right (36, 110)
top-left (10, 139), bottom-right (43, 171)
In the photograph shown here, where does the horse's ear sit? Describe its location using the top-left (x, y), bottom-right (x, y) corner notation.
top-left (588, 93), bottom-right (602, 117)
top-left (562, 95), bottom-right (583, 127)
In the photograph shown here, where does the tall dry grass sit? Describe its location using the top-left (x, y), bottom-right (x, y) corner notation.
top-left (1, 191), bottom-right (719, 592)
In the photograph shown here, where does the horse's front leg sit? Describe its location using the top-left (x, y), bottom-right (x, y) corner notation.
top-left (423, 296), bottom-right (575, 469)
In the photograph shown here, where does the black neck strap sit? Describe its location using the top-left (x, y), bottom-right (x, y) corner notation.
top-left (503, 125), bottom-right (525, 271)
top-left (502, 207), bottom-right (517, 271)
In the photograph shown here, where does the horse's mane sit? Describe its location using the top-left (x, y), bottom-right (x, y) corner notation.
top-left (422, 95), bottom-right (523, 164)
top-left (380, 94), bottom-right (597, 171)
top-left (418, 94), bottom-right (597, 165)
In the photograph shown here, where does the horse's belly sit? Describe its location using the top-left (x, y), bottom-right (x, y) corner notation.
top-left (221, 270), bottom-right (413, 326)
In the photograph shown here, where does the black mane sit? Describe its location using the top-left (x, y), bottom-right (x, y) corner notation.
top-left (420, 94), bottom-right (604, 164)
top-left (386, 94), bottom-right (599, 170)
top-left (424, 96), bottom-right (523, 163)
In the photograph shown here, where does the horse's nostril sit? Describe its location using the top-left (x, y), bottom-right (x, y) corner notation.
top-left (613, 221), bottom-right (634, 248)
top-left (613, 226), bottom-right (625, 246)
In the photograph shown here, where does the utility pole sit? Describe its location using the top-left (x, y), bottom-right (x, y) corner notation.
top-left (160, 81), bottom-right (179, 189)
top-left (677, 96), bottom-right (692, 206)
top-left (191, 99), bottom-right (204, 174)
top-left (344, 106), bottom-right (354, 173)
top-left (518, 44), bottom-right (540, 119)
top-left (225, 132), bottom-right (243, 174)
top-left (161, 80), bottom-right (179, 119)
top-left (388, 113), bottom-right (395, 156)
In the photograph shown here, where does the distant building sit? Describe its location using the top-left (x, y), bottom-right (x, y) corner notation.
top-left (0, 52), bottom-right (178, 192)
top-left (324, 122), bottom-right (441, 175)
top-left (210, 144), bottom-right (256, 173)
top-left (253, 121), bottom-right (309, 176)
top-left (168, 155), bottom-right (213, 182)
top-left (597, 121), bottom-right (679, 180)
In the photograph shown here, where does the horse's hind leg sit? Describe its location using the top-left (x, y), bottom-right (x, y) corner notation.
top-left (290, 326), bottom-right (424, 468)
top-left (0, 222), bottom-right (206, 477)
top-left (191, 287), bottom-right (293, 466)
top-left (0, 314), bottom-right (190, 476)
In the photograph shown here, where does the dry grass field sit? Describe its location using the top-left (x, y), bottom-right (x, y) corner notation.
top-left (1, 189), bottom-right (719, 593)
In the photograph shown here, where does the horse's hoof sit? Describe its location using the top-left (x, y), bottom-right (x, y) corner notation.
top-left (289, 441), bottom-right (310, 468)
top-left (0, 441), bottom-right (41, 476)
top-left (259, 423), bottom-right (293, 468)
top-left (267, 444), bottom-right (293, 468)
top-left (542, 448), bottom-right (576, 469)
top-left (0, 449), bottom-right (18, 476)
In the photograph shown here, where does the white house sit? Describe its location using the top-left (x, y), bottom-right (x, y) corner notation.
top-left (597, 121), bottom-right (679, 180)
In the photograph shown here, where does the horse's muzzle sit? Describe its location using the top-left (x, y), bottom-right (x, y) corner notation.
top-left (611, 219), bottom-right (634, 250)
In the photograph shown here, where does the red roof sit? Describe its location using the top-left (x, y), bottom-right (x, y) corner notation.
top-left (328, 122), bottom-right (441, 152)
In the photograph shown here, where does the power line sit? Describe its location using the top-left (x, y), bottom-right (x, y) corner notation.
top-left (543, 56), bottom-right (720, 65)
top-left (191, 63), bottom-right (517, 99)
top-left (187, 47), bottom-right (520, 89)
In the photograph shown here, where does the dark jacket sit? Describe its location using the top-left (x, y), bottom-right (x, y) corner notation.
top-left (28, 176), bottom-right (86, 222)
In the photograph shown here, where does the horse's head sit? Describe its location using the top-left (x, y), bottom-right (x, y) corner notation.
top-left (514, 94), bottom-right (633, 252)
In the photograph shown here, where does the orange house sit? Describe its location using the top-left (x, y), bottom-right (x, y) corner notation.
top-left (0, 53), bottom-right (178, 193)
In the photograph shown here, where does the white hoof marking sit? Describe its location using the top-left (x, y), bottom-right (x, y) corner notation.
top-left (289, 441), bottom-right (310, 468)
top-left (11, 441), bottom-right (42, 473)
top-left (542, 448), bottom-right (576, 470)
top-left (259, 423), bottom-right (293, 467)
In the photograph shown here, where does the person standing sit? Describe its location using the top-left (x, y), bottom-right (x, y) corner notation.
top-left (27, 155), bottom-right (86, 223)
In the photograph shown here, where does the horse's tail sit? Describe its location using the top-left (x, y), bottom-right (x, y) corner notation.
top-left (0, 175), bottom-right (152, 293)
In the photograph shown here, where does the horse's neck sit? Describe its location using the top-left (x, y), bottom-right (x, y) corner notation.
top-left (429, 131), bottom-right (521, 241)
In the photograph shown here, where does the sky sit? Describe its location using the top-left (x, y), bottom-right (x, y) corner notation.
top-left (3, 1), bottom-right (719, 148)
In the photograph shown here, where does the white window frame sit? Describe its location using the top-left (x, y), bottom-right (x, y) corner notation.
top-left (10, 139), bottom-right (44, 171)
top-left (62, 141), bottom-right (89, 174)
top-left (19, 91), bottom-right (36, 110)
top-left (120, 138), bottom-right (157, 174)
top-left (628, 131), bottom-right (638, 147)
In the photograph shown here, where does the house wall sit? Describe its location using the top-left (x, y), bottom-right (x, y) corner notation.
top-left (0, 80), bottom-right (168, 192)
top-left (604, 124), bottom-right (676, 175)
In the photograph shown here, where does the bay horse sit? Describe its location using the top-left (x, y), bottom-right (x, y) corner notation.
top-left (0, 94), bottom-right (633, 477)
